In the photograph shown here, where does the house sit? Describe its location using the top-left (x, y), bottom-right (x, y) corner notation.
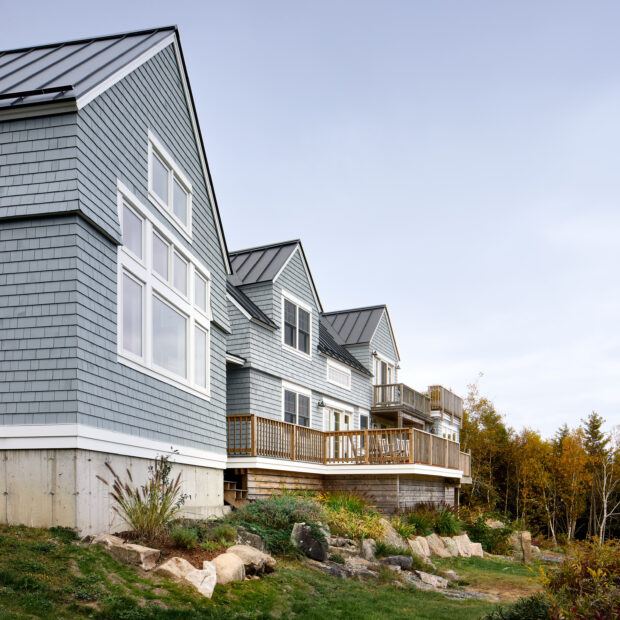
top-left (0, 27), bottom-right (470, 534)
top-left (225, 240), bottom-right (470, 512)
top-left (0, 27), bottom-right (232, 534)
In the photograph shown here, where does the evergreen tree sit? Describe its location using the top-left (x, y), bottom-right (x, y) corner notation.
top-left (582, 412), bottom-right (610, 537)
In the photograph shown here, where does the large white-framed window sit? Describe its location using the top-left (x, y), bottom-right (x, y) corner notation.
top-left (117, 180), bottom-right (211, 399)
top-left (326, 359), bottom-right (351, 390)
top-left (282, 381), bottom-right (311, 427)
top-left (281, 291), bottom-right (312, 358)
top-left (147, 131), bottom-right (193, 237)
top-left (374, 352), bottom-right (396, 386)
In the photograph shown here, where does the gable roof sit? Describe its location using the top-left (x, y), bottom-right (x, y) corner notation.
top-left (226, 279), bottom-right (277, 329)
top-left (0, 27), bottom-right (175, 112)
top-left (318, 318), bottom-right (372, 376)
top-left (229, 240), bottom-right (323, 312)
top-left (0, 26), bottom-right (231, 274)
top-left (322, 305), bottom-right (400, 360)
top-left (229, 240), bottom-right (299, 285)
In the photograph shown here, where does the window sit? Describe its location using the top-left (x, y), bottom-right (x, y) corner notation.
top-left (283, 388), bottom-right (310, 427)
top-left (360, 414), bottom-right (369, 430)
top-left (122, 272), bottom-right (142, 357)
top-left (123, 204), bottom-right (143, 259)
top-left (374, 356), bottom-right (395, 385)
top-left (326, 360), bottom-right (351, 390)
top-left (148, 133), bottom-right (192, 234)
top-left (152, 296), bottom-right (187, 378)
top-left (117, 182), bottom-right (211, 398)
top-left (282, 295), bottom-right (311, 356)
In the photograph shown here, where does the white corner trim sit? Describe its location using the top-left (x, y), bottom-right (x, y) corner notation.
top-left (0, 424), bottom-right (227, 470)
top-left (76, 34), bottom-right (176, 110)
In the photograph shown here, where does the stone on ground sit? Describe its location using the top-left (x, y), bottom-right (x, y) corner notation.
top-left (290, 523), bottom-right (329, 561)
top-left (520, 531), bottom-right (532, 563)
top-left (425, 533), bottom-right (451, 558)
top-left (439, 569), bottom-right (459, 582)
top-left (236, 526), bottom-right (266, 553)
top-left (407, 537), bottom-right (428, 558)
top-left (91, 533), bottom-right (124, 549)
top-left (306, 558), bottom-right (348, 579)
top-left (415, 570), bottom-right (449, 588)
top-left (440, 537), bottom-right (459, 557)
top-left (344, 557), bottom-right (379, 580)
top-left (414, 536), bottom-right (431, 556)
top-left (108, 542), bottom-right (160, 570)
top-left (485, 519), bottom-right (505, 529)
top-left (226, 544), bottom-right (276, 575)
top-left (470, 542), bottom-right (484, 557)
top-left (453, 534), bottom-right (473, 557)
top-left (154, 557), bottom-right (196, 580)
top-left (328, 545), bottom-right (358, 559)
top-left (212, 552), bottom-right (245, 585)
top-left (378, 518), bottom-right (408, 551)
top-left (360, 538), bottom-right (376, 561)
top-left (184, 562), bottom-right (217, 598)
top-left (379, 555), bottom-right (413, 570)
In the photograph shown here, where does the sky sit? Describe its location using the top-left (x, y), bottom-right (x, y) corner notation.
top-left (2, 1), bottom-right (619, 436)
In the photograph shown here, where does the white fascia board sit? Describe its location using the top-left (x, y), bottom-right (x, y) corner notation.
top-left (225, 456), bottom-right (463, 479)
top-left (0, 424), bottom-right (227, 470)
top-left (0, 100), bottom-right (78, 121)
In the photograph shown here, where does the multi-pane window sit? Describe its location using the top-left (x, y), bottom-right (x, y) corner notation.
top-left (148, 133), bottom-right (192, 232)
top-left (360, 415), bottom-right (369, 430)
top-left (326, 360), bottom-right (351, 390)
top-left (283, 389), bottom-right (310, 427)
top-left (118, 183), bottom-right (211, 398)
top-left (283, 296), bottom-right (311, 355)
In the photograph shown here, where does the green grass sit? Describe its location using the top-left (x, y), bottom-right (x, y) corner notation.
top-left (0, 524), bottom-right (512, 619)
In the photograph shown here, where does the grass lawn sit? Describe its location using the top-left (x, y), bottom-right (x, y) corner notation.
top-left (434, 555), bottom-right (542, 603)
top-left (0, 525), bottom-right (527, 619)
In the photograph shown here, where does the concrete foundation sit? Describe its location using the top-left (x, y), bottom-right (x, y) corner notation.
top-left (0, 449), bottom-right (226, 535)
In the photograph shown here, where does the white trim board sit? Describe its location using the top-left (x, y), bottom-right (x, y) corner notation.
top-left (0, 424), bottom-right (227, 470)
top-left (226, 456), bottom-right (464, 479)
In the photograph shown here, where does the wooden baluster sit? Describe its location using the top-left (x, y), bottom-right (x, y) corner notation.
top-left (250, 415), bottom-right (257, 457)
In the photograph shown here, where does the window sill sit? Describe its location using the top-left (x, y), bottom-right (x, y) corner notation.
top-left (282, 342), bottom-right (312, 361)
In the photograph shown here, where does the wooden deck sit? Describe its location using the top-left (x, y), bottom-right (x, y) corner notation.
top-left (372, 383), bottom-right (431, 419)
top-left (227, 414), bottom-right (471, 475)
top-left (429, 385), bottom-right (463, 422)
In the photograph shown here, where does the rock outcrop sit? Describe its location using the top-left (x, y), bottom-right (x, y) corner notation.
top-left (290, 523), bottom-right (329, 561)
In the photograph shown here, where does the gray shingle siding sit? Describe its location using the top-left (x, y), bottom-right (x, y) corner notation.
top-left (227, 248), bottom-right (372, 430)
top-left (0, 216), bottom-right (79, 424)
top-left (0, 114), bottom-right (79, 218)
top-left (0, 43), bottom-right (229, 453)
top-left (370, 312), bottom-right (398, 363)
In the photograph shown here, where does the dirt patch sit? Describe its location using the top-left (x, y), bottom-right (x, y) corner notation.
top-left (115, 531), bottom-right (228, 569)
top-left (465, 580), bottom-right (541, 603)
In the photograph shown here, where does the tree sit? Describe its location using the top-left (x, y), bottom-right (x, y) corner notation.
top-left (582, 411), bottom-right (610, 537)
top-left (592, 427), bottom-right (620, 542)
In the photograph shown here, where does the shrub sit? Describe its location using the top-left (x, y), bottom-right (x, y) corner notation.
top-left (432, 508), bottom-right (462, 536)
top-left (230, 494), bottom-right (325, 554)
top-left (318, 491), bottom-right (373, 514)
top-left (480, 594), bottom-right (551, 620)
top-left (209, 523), bottom-right (237, 544)
top-left (49, 526), bottom-right (78, 544)
top-left (391, 516), bottom-right (416, 539)
top-left (317, 491), bottom-right (385, 540)
top-left (97, 453), bottom-right (188, 542)
top-left (538, 539), bottom-right (620, 619)
top-left (169, 526), bottom-right (198, 549)
top-left (463, 517), bottom-right (512, 554)
top-left (397, 503), bottom-right (462, 537)
top-left (329, 553), bottom-right (345, 564)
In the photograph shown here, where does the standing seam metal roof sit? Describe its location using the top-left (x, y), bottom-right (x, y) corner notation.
top-left (228, 240), bottom-right (299, 285)
top-left (0, 27), bottom-right (175, 110)
top-left (318, 318), bottom-right (372, 376)
top-left (322, 306), bottom-right (387, 345)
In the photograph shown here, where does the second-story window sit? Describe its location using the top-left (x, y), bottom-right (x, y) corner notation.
top-left (283, 388), bottom-right (310, 427)
top-left (148, 132), bottom-right (192, 234)
top-left (282, 294), bottom-right (311, 356)
top-left (326, 359), bottom-right (351, 390)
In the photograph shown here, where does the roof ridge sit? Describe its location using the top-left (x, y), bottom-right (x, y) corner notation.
top-left (229, 239), bottom-right (300, 255)
top-left (0, 26), bottom-right (176, 57)
top-left (322, 304), bottom-right (386, 316)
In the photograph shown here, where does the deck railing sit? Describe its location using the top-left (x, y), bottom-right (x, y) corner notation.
top-left (372, 383), bottom-right (431, 416)
top-left (429, 385), bottom-right (463, 421)
top-left (227, 414), bottom-right (468, 472)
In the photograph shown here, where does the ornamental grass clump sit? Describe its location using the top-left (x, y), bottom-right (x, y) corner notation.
top-left (97, 454), bottom-right (188, 542)
top-left (317, 491), bottom-right (385, 540)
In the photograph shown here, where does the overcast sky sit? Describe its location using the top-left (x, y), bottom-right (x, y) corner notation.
top-left (3, 1), bottom-right (619, 436)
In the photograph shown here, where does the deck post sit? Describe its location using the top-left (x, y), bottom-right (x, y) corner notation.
top-left (408, 428), bottom-right (414, 464)
top-left (444, 438), bottom-right (448, 468)
top-left (323, 433), bottom-right (328, 464)
top-left (250, 415), bottom-right (257, 457)
top-left (429, 434), bottom-right (432, 465)
top-left (291, 425), bottom-right (296, 461)
top-left (364, 430), bottom-right (369, 464)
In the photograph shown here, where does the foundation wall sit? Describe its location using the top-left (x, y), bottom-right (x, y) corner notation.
top-left (0, 449), bottom-right (226, 535)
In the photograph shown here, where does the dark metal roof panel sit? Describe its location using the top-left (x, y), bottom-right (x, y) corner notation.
top-left (0, 28), bottom-right (174, 110)
top-left (318, 318), bottom-right (372, 376)
top-left (226, 279), bottom-right (277, 329)
top-left (322, 306), bottom-right (386, 345)
top-left (229, 241), bottom-right (298, 285)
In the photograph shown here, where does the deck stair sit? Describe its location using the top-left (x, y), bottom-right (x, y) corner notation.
top-left (224, 480), bottom-right (249, 509)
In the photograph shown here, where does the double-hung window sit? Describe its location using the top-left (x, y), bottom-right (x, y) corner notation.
top-left (282, 294), bottom-right (311, 356)
top-left (283, 385), bottom-right (310, 427)
top-left (148, 132), bottom-right (192, 234)
top-left (118, 181), bottom-right (211, 398)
